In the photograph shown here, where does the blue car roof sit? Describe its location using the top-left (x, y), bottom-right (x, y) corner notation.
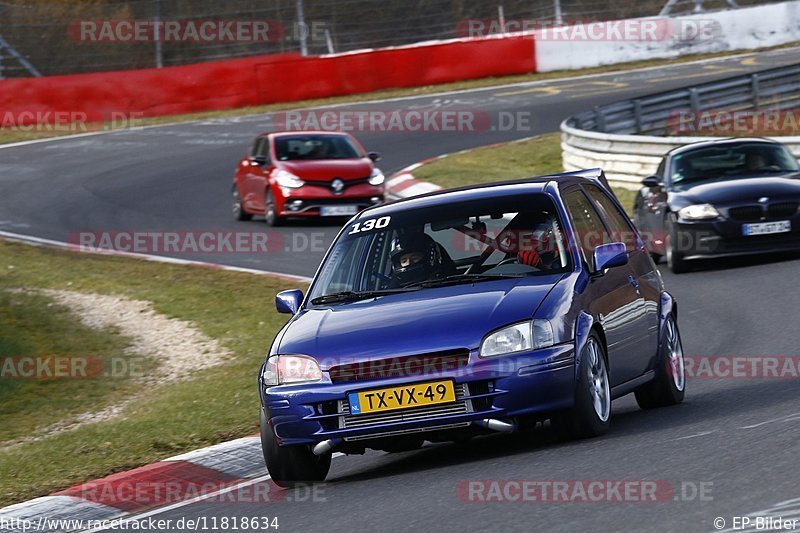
top-left (361, 168), bottom-right (608, 218)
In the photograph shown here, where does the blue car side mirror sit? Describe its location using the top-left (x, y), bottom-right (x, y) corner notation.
top-left (593, 242), bottom-right (628, 273)
top-left (276, 289), bottom-right (304, 314)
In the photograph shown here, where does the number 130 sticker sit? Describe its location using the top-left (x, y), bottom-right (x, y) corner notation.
top-left (349, 216), bottom-right (391, 234)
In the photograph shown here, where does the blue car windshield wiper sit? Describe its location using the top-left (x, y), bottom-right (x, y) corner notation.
top-left (310, 288), bottom-right (417, 305)
top-left (404, 273), bottom-right (525, 289)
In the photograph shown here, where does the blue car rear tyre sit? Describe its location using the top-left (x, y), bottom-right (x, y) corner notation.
top-left (635, 315), bottom-right (686, 409)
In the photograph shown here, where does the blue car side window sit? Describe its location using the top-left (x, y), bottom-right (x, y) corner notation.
top-left (563, 190), bottom-right (611, 270)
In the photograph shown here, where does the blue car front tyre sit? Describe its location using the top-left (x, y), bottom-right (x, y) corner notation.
top-left (260, 408), bottom-right (331, 487)
top-left (552, 334), bottom-right (611, 440)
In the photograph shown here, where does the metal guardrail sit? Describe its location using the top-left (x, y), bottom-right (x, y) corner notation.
top-left (567, 63), bottom-right (800, 135)
top-left (561, 63), bottom-right (800, 188)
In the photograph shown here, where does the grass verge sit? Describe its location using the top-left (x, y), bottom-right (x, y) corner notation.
top-left (0, 290), bottom-right (151, 444)
top-left (2, 43), bottom-right (796, 146)
top-left (411, 132), bottom-right (637, 213)
top-left (0, 241), bottom-right (305, 506)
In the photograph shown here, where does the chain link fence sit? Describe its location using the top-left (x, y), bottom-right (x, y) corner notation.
top-left (0, 0), bottom-right (786, 78)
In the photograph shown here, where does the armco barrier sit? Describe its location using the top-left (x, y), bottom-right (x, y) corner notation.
top-left (0, 35), bottom-right (535, 125)
top-left (561, 62), bottom-right (800, 188)
top-left (561, 122), bottom-right (800, 189)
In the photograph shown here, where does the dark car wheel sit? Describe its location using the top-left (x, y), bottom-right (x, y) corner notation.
top-left (264, 190), bottom-right (285, 227)
top-left (232, 186), bottom-right (252, 221)
top-left (635, 315), bottom-right (686, 409)
top-left (552, 333), bottom-right (611, 440)
top-left (260, 409), bottom-right (331, 487)
top-left (665, 222), bottom-right (689, 274)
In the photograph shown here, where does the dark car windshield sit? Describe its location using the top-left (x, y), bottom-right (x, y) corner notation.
top-left (274, 134), bottom-right (363, 161)
top-left (670, 142), bottom-right (800, 187)
top-left (307, 194), bottom-right (571, 305)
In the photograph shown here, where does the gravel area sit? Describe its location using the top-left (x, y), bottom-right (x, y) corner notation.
top-left (3, 288), bottom-right (233, 446)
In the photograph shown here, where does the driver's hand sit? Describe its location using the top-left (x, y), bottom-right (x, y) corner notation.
top-left (517, 249), bottom-right (540, 267)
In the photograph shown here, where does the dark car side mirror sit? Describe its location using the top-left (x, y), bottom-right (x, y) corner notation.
top-left (593, 242), bottom-right (628, 274)
top-left (368, 152), bottom-right (381, 162)
top-left (641, 175), bottom-right (662, 188)
top-left (250, 155), bottom-right (268, 166)
top-left (276, 289), bottom-right (304, 314)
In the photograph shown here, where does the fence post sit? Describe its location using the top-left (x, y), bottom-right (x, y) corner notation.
top-left (296, 0), bottom-right (308, 56)
top-left (633, 100), bottom-right (643, 133)
top-left (751, 74), bottom-right (760, 110)
top-left (594, 106), bottom-right (606, 132)
top-left (554, 0), bottom-right (563, 25)
top-left (154, 0), bottom-right (163, 68)
top-left (689, 87), bottom-right (701, 112)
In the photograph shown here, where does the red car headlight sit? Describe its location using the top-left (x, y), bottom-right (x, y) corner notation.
top-left (274, 169), bottom-right (305, 189)
top-left (368, 168), bottom-right (385, 186)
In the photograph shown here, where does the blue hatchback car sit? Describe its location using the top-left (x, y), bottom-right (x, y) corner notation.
top-left (259, 169), bottom-right (686, 486)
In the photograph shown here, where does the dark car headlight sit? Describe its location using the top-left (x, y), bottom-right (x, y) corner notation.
top-left (480, 320), bottom-right (554, 358)
top-left (678, 204), bottom-right (720, 221)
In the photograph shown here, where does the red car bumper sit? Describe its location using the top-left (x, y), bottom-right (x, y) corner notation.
top-left (275, 183), bottom-right (385, 217)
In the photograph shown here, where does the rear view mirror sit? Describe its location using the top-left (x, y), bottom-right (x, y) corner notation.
top-left (368, 152), bottom-right (381, 162)
top-left (593, 242), bottom-right (628, 273)
top-left (641, 175), bottom-right (661, 188)
top-left (276, 289), bottom-right (304, 314)
top-left (250, 155), bottom-right (267, 166)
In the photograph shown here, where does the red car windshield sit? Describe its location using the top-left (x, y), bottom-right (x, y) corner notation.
top-left (274, 135), bottom-right (363, 161)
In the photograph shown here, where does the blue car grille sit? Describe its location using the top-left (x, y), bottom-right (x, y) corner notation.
top-left (328, 349), bottom-right (470, 383)
top-left (336, 383), bottom-right (472, 440)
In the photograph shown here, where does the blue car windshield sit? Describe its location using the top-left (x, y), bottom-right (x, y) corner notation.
top-left (308, 194), bottom-right (571, 303)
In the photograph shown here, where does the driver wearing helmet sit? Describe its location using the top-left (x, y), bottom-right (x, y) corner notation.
top-left (516, 223), bottom-right (561, 270)
top-left (390, 232), bottom-right (447, 286)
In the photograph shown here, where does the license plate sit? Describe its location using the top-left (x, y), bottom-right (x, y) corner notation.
top-left (348, 380), bottom-right (456, 415)
top-left (742, 220), bottom-right (791, 236)
top-left (320, 205), bottom-right (358, 217)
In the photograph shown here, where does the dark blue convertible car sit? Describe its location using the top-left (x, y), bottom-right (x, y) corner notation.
top-left (259, 169), bottom-right (685, 485)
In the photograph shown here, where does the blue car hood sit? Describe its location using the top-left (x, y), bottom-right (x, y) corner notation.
top-left (277, 275), bottom-right (563, 368)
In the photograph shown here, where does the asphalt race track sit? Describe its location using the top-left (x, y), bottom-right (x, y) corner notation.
top-left (4, 48), bottom-right (800, 532)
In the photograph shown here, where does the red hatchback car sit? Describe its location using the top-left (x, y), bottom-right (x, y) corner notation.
top-left (232, 131), bottom-right (386, 225)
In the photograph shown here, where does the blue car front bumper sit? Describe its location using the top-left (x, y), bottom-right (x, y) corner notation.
top-left (259, 344), bottom-right (576, 447)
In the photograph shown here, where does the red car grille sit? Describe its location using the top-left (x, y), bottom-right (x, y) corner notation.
top-left (328, 350), bottom-right (470, 383)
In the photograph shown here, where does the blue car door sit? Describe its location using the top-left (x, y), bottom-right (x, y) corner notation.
top-left (563, 188), bottom-right (649, 387)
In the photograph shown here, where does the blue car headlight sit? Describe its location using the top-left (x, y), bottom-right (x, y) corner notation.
top-left (263, 354), bottom-right (323, 386)
top-left (480, 320), bottom-right (554, 358)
